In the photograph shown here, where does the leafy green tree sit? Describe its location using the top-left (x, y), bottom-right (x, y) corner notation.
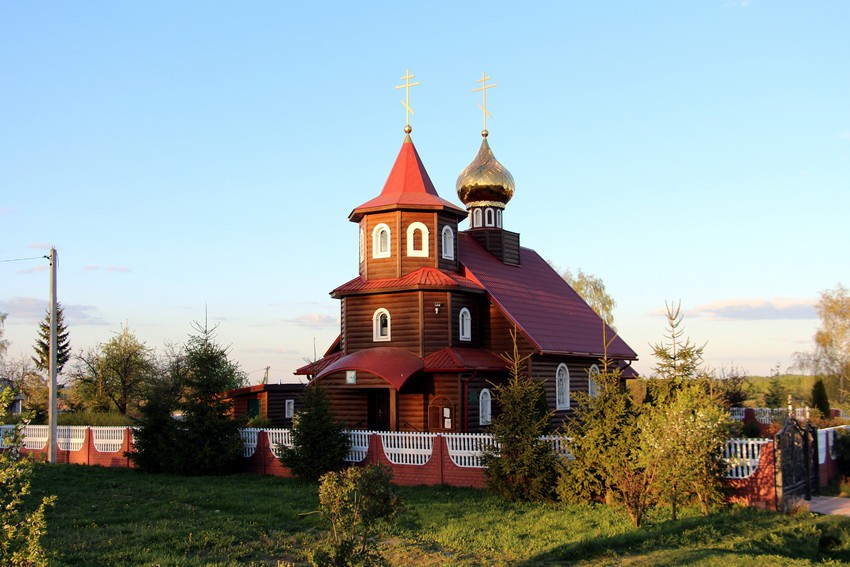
top-left (280, 385), bottom-right (349, 481)
top-left (558, 361), bottom-right (638, 504)
top-left (764, 364), bottom-right (784, 408)
top-left (795, 284), bottom-right (850, 403)
top-left (313, 464), bottom-right (402, 566)
top-left (176, 320), bottom-right (246, 475)
top-left (32, 302), bottom-right (71, 375)
top-left (0, 387), bottom-right (56, 566)
top-left (482, 335), bottom-right (559, 502)
top-left (640, 381), bottom-right (729, 519)
top-left (811, 378), bottom-right (831, 419)
top-left (71, 324), bottom-right (155, 415)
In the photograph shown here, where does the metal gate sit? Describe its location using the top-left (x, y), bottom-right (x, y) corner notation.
top-left (774, 416), bottom-right (818, 511)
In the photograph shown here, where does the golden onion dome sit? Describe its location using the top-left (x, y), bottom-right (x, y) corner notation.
top-left (456, 134), bottom-right (515, 208)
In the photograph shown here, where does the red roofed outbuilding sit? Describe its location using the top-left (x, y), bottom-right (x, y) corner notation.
top-left (295, 126), bottom-right (636, 432)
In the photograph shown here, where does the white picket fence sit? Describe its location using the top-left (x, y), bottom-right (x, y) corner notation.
top-left (724, 438), bottom-right (771, 479)
top-left (730, 407), bottom-right (847, 424)
top-left (4, 425), bottom-right (785, 481)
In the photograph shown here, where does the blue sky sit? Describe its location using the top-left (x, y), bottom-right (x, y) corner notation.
top-left (1, 1), bottom-right (848, 382)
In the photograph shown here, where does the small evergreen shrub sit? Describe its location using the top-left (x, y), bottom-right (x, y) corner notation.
top-left (811, 378), bottom-right (831, 419)
top-left (741, 420), bottom-right (763, 439)
top-left (245, 415), bottom-right (274, 429)
top-left (482, 337), bottom-right (559, 502)
top-left (280, 385), bottom-right (349, 482)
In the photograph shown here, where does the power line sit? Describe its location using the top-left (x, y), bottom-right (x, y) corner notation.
top-left (0, 255), bottom-right (47, 263)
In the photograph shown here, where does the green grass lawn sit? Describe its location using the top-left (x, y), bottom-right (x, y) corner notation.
top-left (28, 464), bottom-right (850, 566)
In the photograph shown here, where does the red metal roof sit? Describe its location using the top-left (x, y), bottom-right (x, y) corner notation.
top-left (458, 233), bottom-right (637, 360)
top-left (423, 347), bottom-right (507, 372)
top-left (332, 267), bottom-right (485, 297)
top-left (294, 350), bottom-right (344, 376)
top-left (315, 347), bottom-right (424, 390)
top-left (350, 135), bottom-right (467, 221)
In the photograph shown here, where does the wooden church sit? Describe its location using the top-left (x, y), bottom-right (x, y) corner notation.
top-left (296, 74), bottom-right (637, 432)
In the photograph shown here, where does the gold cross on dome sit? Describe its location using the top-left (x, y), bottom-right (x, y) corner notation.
top-left (395, 69), bottom-right (421, 133)
top-left (472, 72), bottom-right (496, 135)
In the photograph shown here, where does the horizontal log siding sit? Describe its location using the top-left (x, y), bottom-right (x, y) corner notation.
top-left (399, 211), bottom-right (438, 276)
top-left (437, 214), bottom-right (460, 272)
top-left (465, 373), bottom-right (504, 433)
top-left (399, 373), bottom-right (462, 432)
top-left (362, 212), bottom-right (401, 280)
top-left (266, 389), bottom-right (303, 428)
top-left (422, 291), bottom-right (451, 356)
top-left (318, 371), bottom-right (388, 429)
top-left (530, 355), bottom-right (597, 430)
top-left (450, 292), bottom-right (481, 348)
top-left (343, 293), bottom-right (422, 354)
top-left (487, 305), bottom-right (534, 355)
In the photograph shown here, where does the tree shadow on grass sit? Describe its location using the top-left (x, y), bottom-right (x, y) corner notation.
top-left (517, 507), bottom-right (850, 566)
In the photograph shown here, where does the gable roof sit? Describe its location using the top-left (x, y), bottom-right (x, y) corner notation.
top-left (350, 135), bottom-right (467, 222)
top-left (459, 233), bottom-right (637, 360)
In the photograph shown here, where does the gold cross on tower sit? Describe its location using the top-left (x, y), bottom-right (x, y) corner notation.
top-left (472, 71), bottom-right (496, 138)
top-left (395, 69), bottom-right (421, 134)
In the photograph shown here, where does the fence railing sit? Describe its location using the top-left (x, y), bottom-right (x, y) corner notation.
top-left (8, 425), bottom-right (783, 480)
top-left (730, 407), bottom-right (848, 424)
top-left (723, 438), bottom-right (771, 479)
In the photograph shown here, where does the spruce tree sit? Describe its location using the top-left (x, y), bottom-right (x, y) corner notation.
top-left (811, 378), bottom-right (831, 419)
top-left (764, 364), bottom-right (784, 408)
top-left (32, 303), bottom-right (71, 375)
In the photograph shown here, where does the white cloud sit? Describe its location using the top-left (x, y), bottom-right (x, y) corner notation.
top-left (0, 297), bottom-right (108, 326)
top-left (17, 266), bottom-right (49, 275)
top-left (691, 298), bottom-right (816, 321)
top-left (289, 313), bottom-right (339, 328)
top-left (27, 243), bottom-right (51, 250)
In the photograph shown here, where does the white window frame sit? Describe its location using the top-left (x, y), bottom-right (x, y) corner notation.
top-left (479, 388), bottom-right (492, 426)
top-left (472, 208), bottom-right (483, 228)
top-left (589, 364), bottom-right (601, 398)
top-left (556, 363), bottom-right (570, 410)
top-left (496, 209), bottom-right (502, 228)
top-left (372, 223), bottom-right (391, 258)
top-left (373, 308), bottom-right (391, 342)
top-left (459, 307), bottom-right (472, 341)
top-left (406, 221), bottom-right (429, 257)
top-left (484, 208), bottom-right (495, 227)
top-left (285, 399), bottom-right (295, 419)
top-left (441, 225), bottom-right (455, 260)
top-left (359, 228), bottom-right (365, 262)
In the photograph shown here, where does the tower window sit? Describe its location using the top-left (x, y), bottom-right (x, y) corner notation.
top-left (556, 363), bottom-right (570, 410)
top-left (459, 307), bottom-right (471, 341)
top-left (441, 225), bottom-right (455, 260)
top-left (359, 228), bottom-right (365, 262)
top-left (373, 308), bottom-right (391, 342)
top-left (479, 388), bottom-right (492, 426)
top-left (485, 208), bottom-right (495, 227)
top-left (406, 222), bottom-right (429, 257)
top-left (372, 223), bottom-right (391, 258)
top-left (496, 209), bottom-right (502, 228)
top-left (472, 209), bottom-right (482, 228)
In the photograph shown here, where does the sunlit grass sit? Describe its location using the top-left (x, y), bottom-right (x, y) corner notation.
top-left (29, 464), bottom-right (850, 566)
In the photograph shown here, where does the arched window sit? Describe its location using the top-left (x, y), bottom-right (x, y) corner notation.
top-left (588, 365), bottom-right (601, 398)
top-left (556, 363), bottom-right (570, 410)
top-left (372, 308), bottom-right (391, 342)
top-left (441, 225), bottom-right (455, 260)
top-left (484, 208), bottom-right (495, 227)
top-left (406, 222), bottom-right (429, 257)
top-left (359, 228), bottom-right (365, 263)
top-left (479, 388), bottom-right (492, 426)
top-left (496, 209), bottom-right (502, 228)
top-left (472, 209), bottom-right (483, 228)
top-left (459, 307), bottom-right (472, 341)
top-left (372, 223), bottom-right (391, 258)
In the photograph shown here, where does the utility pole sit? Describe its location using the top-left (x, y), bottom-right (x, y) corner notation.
top-left (48, 247), bottom-right (58, 463)
top-left (262, 366), bottom-right (270, 385)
